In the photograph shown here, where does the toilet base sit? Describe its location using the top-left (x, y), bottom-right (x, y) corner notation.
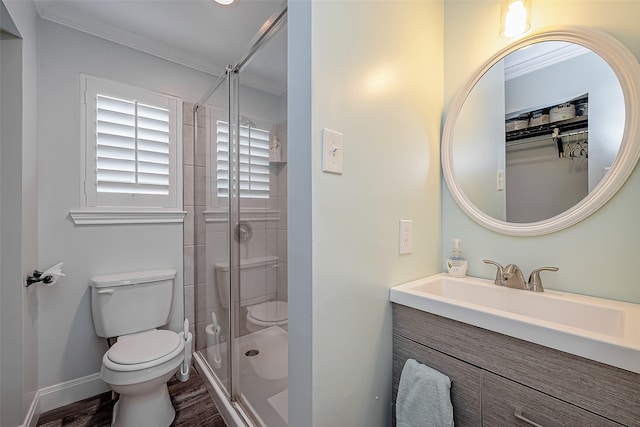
top-left (111, 383), bottom-right (175, 427)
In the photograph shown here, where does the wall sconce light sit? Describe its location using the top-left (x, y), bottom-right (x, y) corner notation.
top-left (214, 0), bottom-right (235, 5)
top-left (500, 0), bottom-right (532, 38)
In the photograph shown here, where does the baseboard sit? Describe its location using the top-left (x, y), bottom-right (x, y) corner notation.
top-left (21, 390), bottom-right (40, 427)
top-left (20, 373), bottom-right (108, 426)
top-left (37, 372), bottom-right (110, 414)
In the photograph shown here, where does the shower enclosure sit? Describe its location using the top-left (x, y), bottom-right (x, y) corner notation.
top-left (191, 4), bottom-right (288, 426)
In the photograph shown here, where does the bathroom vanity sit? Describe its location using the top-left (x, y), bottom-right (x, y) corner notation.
top-left (393, 304), bottom-right (640, 426)
top-left (410, 22), bottom-right (640, 426)
top-left (391, 282), bottom-right (640, 427)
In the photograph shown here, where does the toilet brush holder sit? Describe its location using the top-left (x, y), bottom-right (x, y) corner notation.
top-left (176, 319), bottom-right (193, 382)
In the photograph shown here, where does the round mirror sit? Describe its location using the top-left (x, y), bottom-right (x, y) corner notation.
top-left (442, 26), bottom-right (640, 236)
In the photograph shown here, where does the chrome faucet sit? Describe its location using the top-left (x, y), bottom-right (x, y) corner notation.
top-left (483, 260), bottom-right (558, 292)
top-left (527, 267), bottom-right (559, 292)
top-left (483, 260), bottom-right (527, 289)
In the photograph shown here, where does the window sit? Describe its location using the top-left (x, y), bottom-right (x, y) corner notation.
top-left (96, 95), bottom-right (170, 195)
top-left (81, 75), bottom-right (181, 212)
top-left (216, 120), bottom-right (270, 199)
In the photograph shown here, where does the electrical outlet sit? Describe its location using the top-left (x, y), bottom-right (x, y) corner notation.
top-left (399, 220), bottom-right (413, 254)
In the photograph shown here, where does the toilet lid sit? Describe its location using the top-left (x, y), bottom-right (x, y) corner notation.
top-left (107, 329), bottom-right (181, 365)
top-left (248, 301), bottom-right (288, 323)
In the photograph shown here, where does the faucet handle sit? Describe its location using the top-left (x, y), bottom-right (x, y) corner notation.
top-left (528, 267), bottom-right (559, 292)
top-left (483, 259), bottom-right (504, 286)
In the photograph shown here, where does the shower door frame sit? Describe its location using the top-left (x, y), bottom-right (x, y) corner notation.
top-left (227, 65), bottom-right (242, 405)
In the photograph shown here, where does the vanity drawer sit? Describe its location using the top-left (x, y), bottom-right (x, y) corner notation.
top-left (393, 334), bottom-right (482, 427)
top-left (482, 373), bottom-right (621, 427)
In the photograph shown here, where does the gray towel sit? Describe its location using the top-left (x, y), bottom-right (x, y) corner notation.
top-left (396, 358), bottom-right (454, 427)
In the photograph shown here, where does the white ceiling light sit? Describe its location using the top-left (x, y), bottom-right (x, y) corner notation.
top-left (214, 0), bottom-right (236, 5)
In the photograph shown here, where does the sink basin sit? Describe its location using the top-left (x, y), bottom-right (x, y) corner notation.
top-left (390, 273), bottom-right (640, 373)
top-left (414, 275), bottom-right (624, 336)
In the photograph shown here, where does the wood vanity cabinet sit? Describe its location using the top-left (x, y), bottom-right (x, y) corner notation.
top-left (392, 303), bottom-right (640, 427)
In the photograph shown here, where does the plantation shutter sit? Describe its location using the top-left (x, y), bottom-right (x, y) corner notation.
top-left (216, 120), bottom-right (271, 199)
top-left (96, 95), bottom-right (170, 195)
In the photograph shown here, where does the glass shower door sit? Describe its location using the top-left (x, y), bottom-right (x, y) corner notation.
top-left (194, 4), bottom-right (287, 425)
top-left (197, 74), bottom-right (232, 398)
top-left (233, 58), bottom-right (288, 425)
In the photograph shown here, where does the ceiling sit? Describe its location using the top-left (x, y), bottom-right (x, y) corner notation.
top-left (504, 41), bottom-right (590, 81)
top-left (34, 0), bottom-right (287, 96)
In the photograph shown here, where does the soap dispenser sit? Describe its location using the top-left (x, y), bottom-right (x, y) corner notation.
top-left (447, 239), bottom-right (468, 278)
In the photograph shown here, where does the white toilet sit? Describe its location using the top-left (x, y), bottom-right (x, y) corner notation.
top-left (90, 269), bottom-right (187, 427)
top-left (215, 256), bottom-right (288, 332)
top-left (246, 300), bottom-right (288, 332)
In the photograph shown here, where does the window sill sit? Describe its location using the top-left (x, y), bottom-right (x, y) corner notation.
top-left (204, 208), bottom-right (281, 223)
top-left (69, 210), bottom-right (186, 225)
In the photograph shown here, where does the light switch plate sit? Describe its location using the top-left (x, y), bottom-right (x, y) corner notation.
top-left (496, 169), bottom-right (505, 191)
top-left (322, 128), bottom-right (344, 174)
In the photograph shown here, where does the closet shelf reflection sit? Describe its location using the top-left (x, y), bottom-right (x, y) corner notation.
top-left (506, 115), bottom-right (588, 143)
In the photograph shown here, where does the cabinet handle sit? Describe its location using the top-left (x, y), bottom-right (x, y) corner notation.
top-left (514, 408), bottom-right (544, 427)
top-left (97, 289), bottom-right (114, 295)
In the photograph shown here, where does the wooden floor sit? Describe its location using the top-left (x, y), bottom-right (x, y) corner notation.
top-left (36, 366), bottom-right (227, 427)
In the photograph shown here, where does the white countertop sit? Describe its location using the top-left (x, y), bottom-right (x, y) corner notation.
top-left (390, 273), bottom-right (640, 374)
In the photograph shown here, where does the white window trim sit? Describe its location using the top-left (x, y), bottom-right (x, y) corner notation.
top-left (74, 74), bottom-right (184, 225)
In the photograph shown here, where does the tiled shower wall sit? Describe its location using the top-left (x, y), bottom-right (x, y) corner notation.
top-left (182, 102), bottom-right (203, 342)
top-left (182, 103), bottom-right (288, 350)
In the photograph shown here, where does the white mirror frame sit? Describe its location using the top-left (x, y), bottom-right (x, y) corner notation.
top-left (442, 26), bottom-right (640, 236)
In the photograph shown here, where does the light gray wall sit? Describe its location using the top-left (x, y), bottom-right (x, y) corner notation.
top-left (443, 0), bottom-right (640, 303)
top-left (36, 19), bottom-right (214, 391)
top-left (289, 1), bottom-right (443, 425)
top-left (453, 60), bottom-right (506, 220)
top-left (505, 143), bottom-right (588, 222)
top-left (0, 24), bottom-right (25, 427)
top-left (1, 0), bottom-right (39, 425)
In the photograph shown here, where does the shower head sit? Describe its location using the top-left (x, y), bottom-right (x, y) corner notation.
top-left (239, 115), bottom-right (256, 128)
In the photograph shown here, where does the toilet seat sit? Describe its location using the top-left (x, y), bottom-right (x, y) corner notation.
top-left (247, 301), bottom-right (288, 326)
top-left (103, 329), bottom-right (184, 372)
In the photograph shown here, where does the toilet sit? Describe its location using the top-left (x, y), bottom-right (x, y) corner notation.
top-left (215, 256), bottom-right (288, 332)
top-left (246, 300), bottom-right (288, 332)
top-left (89, 269), bottom-right (189, 427)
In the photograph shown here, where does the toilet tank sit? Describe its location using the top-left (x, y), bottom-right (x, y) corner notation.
top-left (215, 256), bottom-right (278, 307)
top-left (90, 269), bottom-right (177, 338)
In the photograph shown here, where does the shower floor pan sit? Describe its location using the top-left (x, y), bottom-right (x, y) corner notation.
top-left (204, 325), bottom-right (289, 427)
